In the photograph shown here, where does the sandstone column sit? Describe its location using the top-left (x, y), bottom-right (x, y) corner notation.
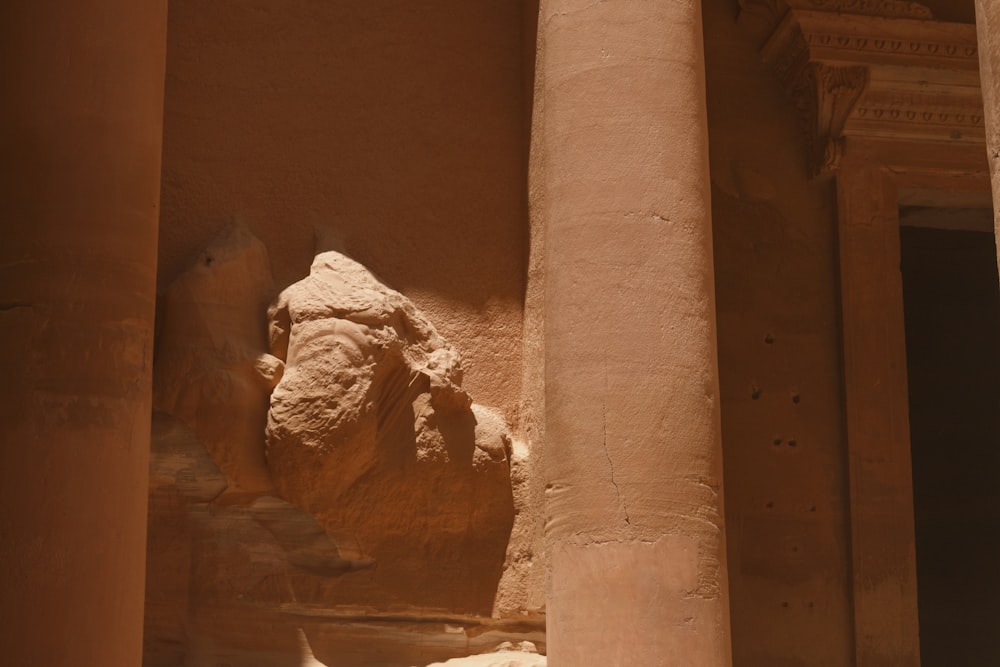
top-left (976, 1), bottom-right (1000, 260)
top-left (536, 1), bottom-right (733, 664)
top-left (0, 2), bottom-right (168, 666)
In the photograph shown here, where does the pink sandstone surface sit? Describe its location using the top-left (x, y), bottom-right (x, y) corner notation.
top-left (145, 225), bottom-right (533, 665)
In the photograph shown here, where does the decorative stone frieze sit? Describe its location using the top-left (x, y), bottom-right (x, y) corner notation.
top-left (801, 0), bottom-right (931, 18)
top-left (741, 0), bottom-right (932, 22)
top-left (755, 4), bottom-right (982, 174)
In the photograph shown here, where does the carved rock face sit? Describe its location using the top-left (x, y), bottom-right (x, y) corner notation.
top-left (266, 250), bottom-right (514, 612)
top-left (154, 223), bottom-right (278, 497)
top-left (147, 228), bottom-right (521, 666)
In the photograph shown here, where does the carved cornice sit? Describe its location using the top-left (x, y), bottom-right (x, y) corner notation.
top-left (800, 0), bottom-right (931, 19)
top-left (759, 8), bottom-right (982, 175)
top-left (740, 0), bottom-right (933, 22)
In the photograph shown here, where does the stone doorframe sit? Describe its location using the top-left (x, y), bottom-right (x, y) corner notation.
top-left (836, 139), bottom-right (989, 666)
top-left (746, 1), bottom-right (991, 664)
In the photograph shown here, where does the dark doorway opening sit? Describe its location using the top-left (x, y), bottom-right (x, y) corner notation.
top-left (900, 209), bottom-right (1000, 666)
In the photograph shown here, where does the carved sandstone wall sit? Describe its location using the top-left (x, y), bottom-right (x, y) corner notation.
top-left (156, 0), bottom-right (529, 423)
top-left (152, 2), bottom-right (543, 660)
top-left (144, 0), bottom-right (984, 665)
top-left (707, 0), bottom-right (978, 664)
top-left (264, 246), bottom-right (515, 611)
top-left (146, 227), bottom-right (536, 666)
top-left (704, 1), bottom-right (854, 664)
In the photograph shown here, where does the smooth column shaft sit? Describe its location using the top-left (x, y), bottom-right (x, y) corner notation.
top-left (0, 2), bottom-right (168, 665)
top-left (536, 0), bottom-right (733, 664)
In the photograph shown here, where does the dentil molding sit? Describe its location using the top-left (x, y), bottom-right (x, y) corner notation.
top-left (741, 0), bottom-right (933, 21)
top-left (747, 0), bottom-right (983, 175)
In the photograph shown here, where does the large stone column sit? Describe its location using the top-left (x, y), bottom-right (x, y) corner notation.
top-left (536, 0), bottom-right (733, 664)
top-left (976, 1), bottom-right (1000, 256)
top-left (0, 2), bottom-right (168, 665)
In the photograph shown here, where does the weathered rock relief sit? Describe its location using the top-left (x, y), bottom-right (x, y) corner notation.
top-left (264, 242), bottom-right (515, 609)
top-left (145, 224), bottom-right (537, 666)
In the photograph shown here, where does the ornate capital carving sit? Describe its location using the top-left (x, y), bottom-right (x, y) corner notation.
top-left (759, 6), bottom-right (982, 175)
top-left (791, 64), bottom-right (869, 174)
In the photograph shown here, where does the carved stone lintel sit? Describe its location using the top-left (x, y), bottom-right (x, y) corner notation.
top-left (741, 0), bottom-right (933, 21)
top-left (759, 5), bottom-right (983, 176)
top-left (793, 0), bottom-right (932, 19)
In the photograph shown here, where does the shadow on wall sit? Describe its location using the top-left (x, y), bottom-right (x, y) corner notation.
top-left (158, 0), bottom-right (528, 301)
top-left (145, 225), bottom-right (517, 667)
top-left (157, 0), bottom-right (530, 421)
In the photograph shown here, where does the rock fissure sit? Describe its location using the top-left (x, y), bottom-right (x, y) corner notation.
top-left (602, 362), bottom-right (630, 527)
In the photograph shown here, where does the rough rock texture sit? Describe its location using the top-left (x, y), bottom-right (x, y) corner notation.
top-left (146, 226), bottom-right (351, 665)
top-left (145, 227), bottom-right (527, 665)
top-left (145, 411), bottom-right (361, 667)
top-left (422, 644), bottom-right (545, 667)
top-left (266, 249), bottom-right (516, 612)
top-left (154, 0), bottom-right (545, 622)
top-left (154, 223), bottom-right (279, 498)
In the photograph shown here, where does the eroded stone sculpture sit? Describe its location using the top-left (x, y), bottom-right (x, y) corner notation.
top-left (154, 223), bottom-right (279, 499)
top-left (146, 226), bottom-right (520, 665)
top-left (265, 247), bottom-right (515, 611)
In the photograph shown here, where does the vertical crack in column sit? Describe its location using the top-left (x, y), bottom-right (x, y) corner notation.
top-left (602, 360), bottom-right (630, 526)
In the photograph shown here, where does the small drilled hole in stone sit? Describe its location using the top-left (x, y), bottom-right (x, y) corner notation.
top-left (782, 601), bottom-right (789, 608)
top-left (766, 501), bottom-right (774, 509)
top-left (773, 438), bottom-right (782, 446)
top-left (751, 386), bottom-right (762, 400)
top-left (792, 393), bottom-right (801, 404)
top-left (764, 334), bottom-right (775, 345)
top-left (788, 439), bottom-right (798, 447)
